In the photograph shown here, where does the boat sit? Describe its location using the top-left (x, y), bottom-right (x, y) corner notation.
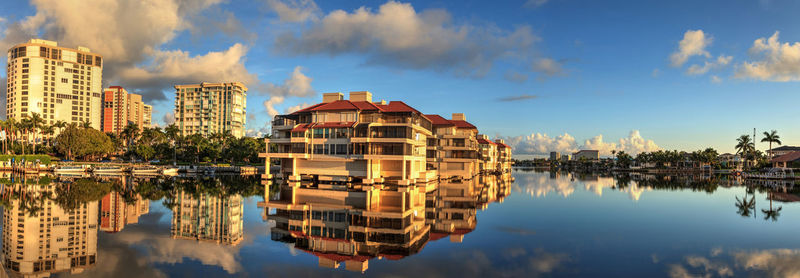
top-left (131, 166), bottom-right (160, 175)
top-left (54, 165), bottom-right (89, 173)
top-left (93, 166), bottom-right (124, 174)
top-left (161, 167), bottom-right (179, 176)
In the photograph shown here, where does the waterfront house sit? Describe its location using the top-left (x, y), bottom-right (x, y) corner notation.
top-left (718, 153), bottom-right (743, 169)
top-left (477, 135), bottom-right (498, 173)
top-left (495, 139), bottom-right (513, 172)
top-left (771, 151), bottom-right (800, 168)
top-left (262, 92), bottom-right (434, 185)
top-left (767, 146), bottom-right (800, 157)
top-left (424, 113), bottom-right (480, 180)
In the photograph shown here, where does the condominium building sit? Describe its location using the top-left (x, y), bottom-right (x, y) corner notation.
top-left (572, 149), bottom-right (599, 161)
top-left (169, 191), bottom-right (244, 245)
top-left (262, 91), bottom-right (434, 185)
top-left (102, 86), bottom-right (153, 133)
top-left (495, 139), bottom-right (513, 172)
top-left (1, 183), bottom-right (98, 276)
top-left (425, 113), bottom-right (479, 179)
top-left (477, 135), bottom-right (499, 173)
top-left (173, 82), bottom-right (247, 138)
top-left (6, 39), bottom-right (103, 129)
top-left (260, 178), bottom-right (430, 273)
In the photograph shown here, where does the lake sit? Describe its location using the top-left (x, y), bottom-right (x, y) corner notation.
top-left (1, 170), bottom-right (799, 277)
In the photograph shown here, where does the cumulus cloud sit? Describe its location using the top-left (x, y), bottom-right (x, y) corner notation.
top-left (266, 0), bottom-right (320, 22)
top-left (711, 75), bottom-right (722, 83)
top-left (0, 0), bottom-right (259, 102)
top-left (503, 133), bottom-right (578, 156)
top-left (163, 112), bottom-right (176, 125)
top-left (286, 102), bottom-right (312, 114)
top-left (581, 130), bottom-right (660, 156)
top-left (670, 30), bottom-right (712, 67)
top-left (504, 71), bottom-right (529, 83)
top-left (504, 130), bottom-right (659, 156)
top-left (664, 248), bottom-right (800, 278)
top-left (263, 96), bottom-right (285, 118)
top-left (735, 31), bottom-right (800, 81)
top-left (732, 249), bottom-right (800, 278)
top-left (687, 55), bottom-right (732, 75)
top-left (497, 94), bottom-right (538, 102)
top-left (265, 66), bottom-right (315, 97)
top-left (531, 58), bottom-right (566, 78)
top-left (274, 1), bottom-right (541, 77)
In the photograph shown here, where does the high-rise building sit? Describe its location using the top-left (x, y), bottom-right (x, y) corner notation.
top-left (101, 86), bottom-right (152, 134)
top-left (173, 82), bottom-right (247, 138)
top-left (99, 191), bottom-right (150, 233)
top-left (6, 39), bottom-right (103, 130)
top-left (1, 182), bottom-right (98, 276)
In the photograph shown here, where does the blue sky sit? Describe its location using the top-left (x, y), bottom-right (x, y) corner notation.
top-left (1, 0), bottom-right (800, 156)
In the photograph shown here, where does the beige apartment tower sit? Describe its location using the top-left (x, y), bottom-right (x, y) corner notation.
top-left (174, 82), bottom-right (247, 138)
top-left (101, 86), bottom-right (153, 134)
top-left (6, 39), bottom-right (103, 130)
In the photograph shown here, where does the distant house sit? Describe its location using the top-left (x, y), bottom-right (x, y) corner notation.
top-left (549, 152), bottom-right (560, 161)
top-left (768, 146), bottom-right (800, 157)
top-left (572, 150), bottom-right (599, 161)
top-left (771, 151), bottom-right (800, 168)
top-left (718, 153), bottom-right (743, 169)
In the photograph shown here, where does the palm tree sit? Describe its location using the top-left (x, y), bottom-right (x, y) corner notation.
top-left (53, 120), bottom-right (67, 134)
top-left (28, 113), bottom-right (45, 154)
top-left (735, 194), bottom-right (756, 218)
top-left (735, 135), bottom-right (755, 169)
top-left (761, 130), bottom-right (781, 159)
top-left (40, 125), bottom-right (55, 148)
top-left (18, 118), bottom-right (31, 155)
top-left (121, 123), bottom-right (140, 149)
top-left (762, 191), bottom-right (782, 222)
top-left (81, 120), bottom-right (92, 129)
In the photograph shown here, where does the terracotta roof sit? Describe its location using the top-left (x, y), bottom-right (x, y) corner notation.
top-left (495, 142), bottom-right (511, 149)
top-left (772, 151), bottom-right (800, 163)
top-left (771, 146), bottom-right (800, 151)
top-left (452, 228), bottom-right (474, 235)
top-left (300, 249), bottom-right (371, 262)
top-left (292, 103), bottom-right (326, 114)
top-left (313, 122), bottom-right (355, 128)
top-left (477, 138), bottom-right (495, 145)
top-left (424, 114), bottom-right (454, 126)
top-left (429, 232), bottom-right (450, 241)
top-left (310, 100), bottom-right (360, 111)
top-left (451, 120), bottom-right (476, 129)
top-left (377, 101), bottom-right (420, 113)
top-left (290, 123), bottom-right (314, 132)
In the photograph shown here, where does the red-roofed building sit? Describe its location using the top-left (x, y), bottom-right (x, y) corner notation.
top-left (262, 91), bottom-right (435, 184)
top-left (477, 134), bottom-right (499, 173)
top-left (772, 151), bottom-right (800, 168)
top-left (425, 113), bottom-right (480, 179)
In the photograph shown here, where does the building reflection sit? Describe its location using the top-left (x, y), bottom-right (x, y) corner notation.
top-left (260, 172), bottom-right (513, 272)
top-left (169, 191), bottom-right (244, 246)
top-left (0, 175), bottom-right (98, 277)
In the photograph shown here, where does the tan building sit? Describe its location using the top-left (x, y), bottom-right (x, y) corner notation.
top-left (6, 39), bottom-right (103, 130)
top-left (99, 190), bottom-right (150, 233)
top-left (262, 91), bottom-right (434, 185)
top-left (477, 135), bottom-right (499, 173)
top-left (170, 191), bottom-right (244, 245)
top-left (1, 182), bottom-right (98, 276)
top-left (260, 177), bottom-right (429, 273)
top-left (424, 113), bottom-right (479, 180)
top-left (495, 139), bottom-right (513, 172)
top-left (174, 82), bottom-right (247, 138)
top-left (101, 86), bottom-right (152, 133)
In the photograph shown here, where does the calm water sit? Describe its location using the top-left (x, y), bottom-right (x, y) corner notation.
top-left (2, 170), bottom-right (800, 277)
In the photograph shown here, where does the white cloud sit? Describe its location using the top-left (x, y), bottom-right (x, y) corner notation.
top-left (735, 31), bottom-right (800, 81)
top-left (531, 58), bottom-right (566, 79)
top-left (581, 130), bottom-right (660, 156)
top-left (524, 0), bottom-right (549, 8)
top-left (286, 102), bottom-right (312, 114)
top-left (0, 0), bottom-right (258, 102)
top-left (265, 66), bottom-right (315, 97)
top-left (274, 1), bottom-right (541, 77)
top-left (711, 75), bottom-right (722, 83)
top-left (687, 55), bottom-right (732, 75)
top-left (504, 130), bottom-right (659, 156)
top-left (266, 0), bottom-right (320, 22)
top-left (113, 230), bottom-right (243, 274)
top-left (733, 249), bottom-right (800, 278)
top-left (503, 133), bottom-right (578, 156)
top-left (263, 96), bottom-right (285, 118)
top-left (670, 30), bottom-right (712, 67)
top-left (163, 112), bottom-right (176, 125)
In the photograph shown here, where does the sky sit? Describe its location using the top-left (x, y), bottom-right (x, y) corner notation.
top-left (1, 0), bottom-right (800, 157)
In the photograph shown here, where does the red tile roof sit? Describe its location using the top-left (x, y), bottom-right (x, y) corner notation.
top-left (772, 151), bottom-right (800, 163)
top-left (451, 120), bottom-right (476, 129)
top-left (477, 138), bottom-right (495, 145)
top-left (290, 123), bottom-right (314, 132)
top-left (424, 114), bottom-right (454, 126)
top-left (495, 142), bottom-right (511, 149)
top-left (377, 101), bottom-right (420, 113)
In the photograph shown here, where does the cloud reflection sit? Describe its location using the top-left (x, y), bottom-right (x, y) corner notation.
top-left (513, 172), bottom-right (648, 201)
top-left (666, 248), bottom-right (800, 278)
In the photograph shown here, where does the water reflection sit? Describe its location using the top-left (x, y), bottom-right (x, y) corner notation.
top-left (259, 173), bottom-right (513, 273)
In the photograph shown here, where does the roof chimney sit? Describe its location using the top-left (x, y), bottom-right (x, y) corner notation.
top-left (451, 113), bottom-right (466, 121)
top-left (349, 91), bottom-right (372, 102)
top-left (322, 92), bottom-right (344, 103)
top-left (494, 139), bottom-right (505, 144)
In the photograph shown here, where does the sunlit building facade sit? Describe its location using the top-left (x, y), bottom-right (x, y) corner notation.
top-left (477, 135), bottom-right (499, 173)
top-left (101, 86), bottom-right (152, 134)
top-left (99, 191), bottom-right (150, 233)
top-left (6, 39), bottom-right (103, 130)
top-left (263, 92), bottom-right (434, 185)
top-left (173, 82), bottom-right (248, 138)
top-left (425, 113), bottom-right (480, 179)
